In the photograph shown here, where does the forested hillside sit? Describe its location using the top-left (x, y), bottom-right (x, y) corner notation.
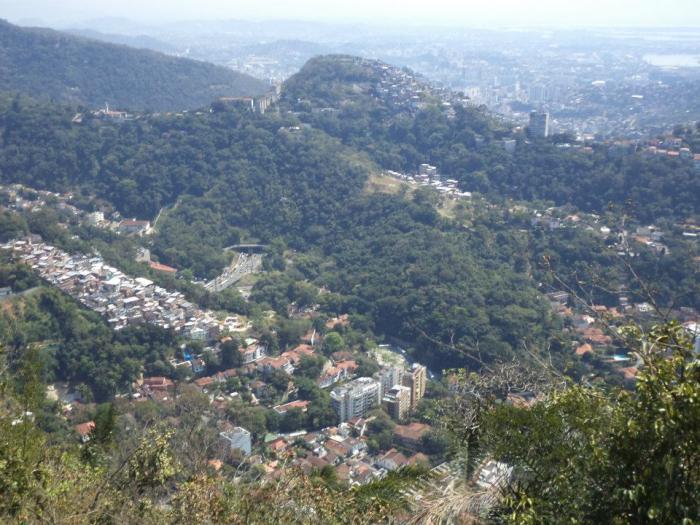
top-left (0, 50), bottom-right (698, 525)
top-left (0, 20), bottom-right (267, 111)
top-left (0, 94), bottom-right (557, 369)
top-left (283, 56), bottom-right (700, 222)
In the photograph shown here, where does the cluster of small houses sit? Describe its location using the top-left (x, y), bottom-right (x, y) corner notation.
top-left (607, 135), bottom-right (700, 170)
top-left (547, 290), bottom-right (700, 384)
top-left (3, 230), bottom-right (438, 484)
top-left (385, 164), bottom-right (473, 200)
top-left (72, 328), bottom-right (437, 486)
top-left (114, 312), bottom-right (433, 484)
top-left (305, 57), bottom-right (467, 119)
top-left (370, 58), bottom-right (468, 115)
top-left (138, 338), bottom-right (358, 399)
top-left (1, 240), bottom-right (241, 337)
top-left (134, 328), bottom-right (425, 424)
top-left (140, 325), bottom-right (364, 396)
top-left (260, 419), bottom-right (433, 484)
top-left (74, 399), bottom-right (435, 486)
top-left (1, 183), bottom-right (83, 218)
top-left (528, 205), bottom-right (700, 259)
top-left (0, 184), bottom-right (170, 264)
top-left (76, 92), bottom-right (282, 124)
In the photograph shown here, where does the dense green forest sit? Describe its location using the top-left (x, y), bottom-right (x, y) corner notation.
top-left (0, 55), bottom-right (697, 371)
top-left (508, 212), bottom-right (700, 310)
top-left (0, 93), bottom-right (560, 369)
top-left (283, 56), bottom-right (700, 223)
top-left (0, 20), bottom-right (267, 111)
top-left (437, 322), bottom-right (700, 524)
top-left (0, 46), bottom-right (698, 525)
top-left (0, 279), bottom-right (177, 400)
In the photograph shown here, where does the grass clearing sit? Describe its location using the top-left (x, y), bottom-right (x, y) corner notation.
top-left (363, 172), bottom-right (414, 196)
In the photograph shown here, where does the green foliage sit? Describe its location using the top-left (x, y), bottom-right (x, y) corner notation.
top-left (124, 427), bottom-right (178, 494)
top-left (0, 90), bottom-right (559, 370)
top-left (0, 20), bottom-right (266, 111)
top-left (0, 210), bottom-right (28, 242)
top-left (367, 412), bottom-right (395, 453)
top-left (322, 332), bottom-right (345, 355)
top-left (420, 429), bottom-right (450, 457)
top-left (0, 345), bottom-right (48, 518)
top-left (2, 54), bottom-right (696, 379)
top-left (0, 287), bottom-right (177, 400)
top-left (220, 338), bottom-right (242, 369)
top-left (279, 407), bottom-right (306, 432)
top-left (478, 322), bottom-right (700, 524)
top-left (91, 402), bottom-right (116, 445)
top-left (0, 322), bottom-right (697, 524)
top-left (284, 56), bottom-right (700, 223)
top-left (294, 354), bottom-right (326, 380)
top-left (529, 224), bottom-right (700, 310)
top-left (0, 256), bottom-right (41, 292)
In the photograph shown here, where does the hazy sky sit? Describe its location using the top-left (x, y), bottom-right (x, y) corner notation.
top-left (2, 0), bottom-right (700, 28)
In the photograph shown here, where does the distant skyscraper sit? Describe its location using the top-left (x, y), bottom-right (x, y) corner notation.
top-left (528, 84), bottom-right (548, 104)
top-left (331, 377), bottom-right (381, 422)
top-left (402, 364), bottom-right (427, 410)
top-left (528, 111), bottom-right (550, 138)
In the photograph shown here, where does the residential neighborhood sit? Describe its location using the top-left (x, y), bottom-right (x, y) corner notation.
top-left (1, 239), bottom-right (245, 337)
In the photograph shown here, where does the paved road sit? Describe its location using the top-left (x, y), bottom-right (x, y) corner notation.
top-left (205, 253), bottom-right (263, 292)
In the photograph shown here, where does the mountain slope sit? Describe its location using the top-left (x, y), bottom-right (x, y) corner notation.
top-left (283, 56), bottom-right (700, 222)
top-left (67, 29), bottom-right (178, 54)
top-left (0, 20), bottom-right (268, 111)
top-left (0, 94), bottom-right (557, 369)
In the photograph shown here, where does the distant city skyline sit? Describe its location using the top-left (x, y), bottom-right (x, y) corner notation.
top-left (2, 0), bottom-right (700, 29)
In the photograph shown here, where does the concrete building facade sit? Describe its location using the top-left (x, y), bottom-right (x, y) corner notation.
top-left (528, 111), bottom-right (550, 138)
top-left (331, 377), bottom-right (381, 422)
top-left (402, 364), bottom-right (427, 410)
top-left (383, 384), bottom-right (412, 421)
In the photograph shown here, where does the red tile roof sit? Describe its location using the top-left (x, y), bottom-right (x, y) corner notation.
top-left (336, 360), bottom-right (358, 372)
top-left (148, 261), bottom-right (177, 274)
top-left (268, 438), bottom-right (288, 452)
top-left (194, 376), bottom-right (215, 388)
top-left (393, 422), bottom-right (431, 443)
top-left (325, 314), bottom-right (350, 329)
top-left (273, 400), bottom-right (310, 414)
top-left (74, 421), bottom-right (95, 437)
top-left (620, 367), bottom-right (639, 380)
top-left (142, 376), bottom-right (174, 391)
top-left (408, 452), bottom-right (430, 466)
top-left (208, 459), bottom-right (223, 471)
top-left (582, 327), bottom-right (613, 346)
top-left (324, 439), bottom-right (350, 457)
top-left (575, 343), bottom-right (594, 356)
top-left (379, 448), bottom-right (408, 467)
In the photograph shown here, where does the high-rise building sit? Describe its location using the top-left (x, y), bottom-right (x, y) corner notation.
top-left (378, 366), bottom-right (404, 397)
top-left (528, 85), bottom-right (548, 104)
top-left (220, 427), bottom-right (252, 456)
top-left (402, 364), bottom-right (427, 410)
top-left (528, 111), bottom-right (550, 138)
top-left (331, 377), bottom-right (381, 422)
top-left (383, 385), bottom-right (412, 421)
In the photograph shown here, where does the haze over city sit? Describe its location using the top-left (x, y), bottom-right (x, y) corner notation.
top-left (3, 0), bottom-right (700, 27)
